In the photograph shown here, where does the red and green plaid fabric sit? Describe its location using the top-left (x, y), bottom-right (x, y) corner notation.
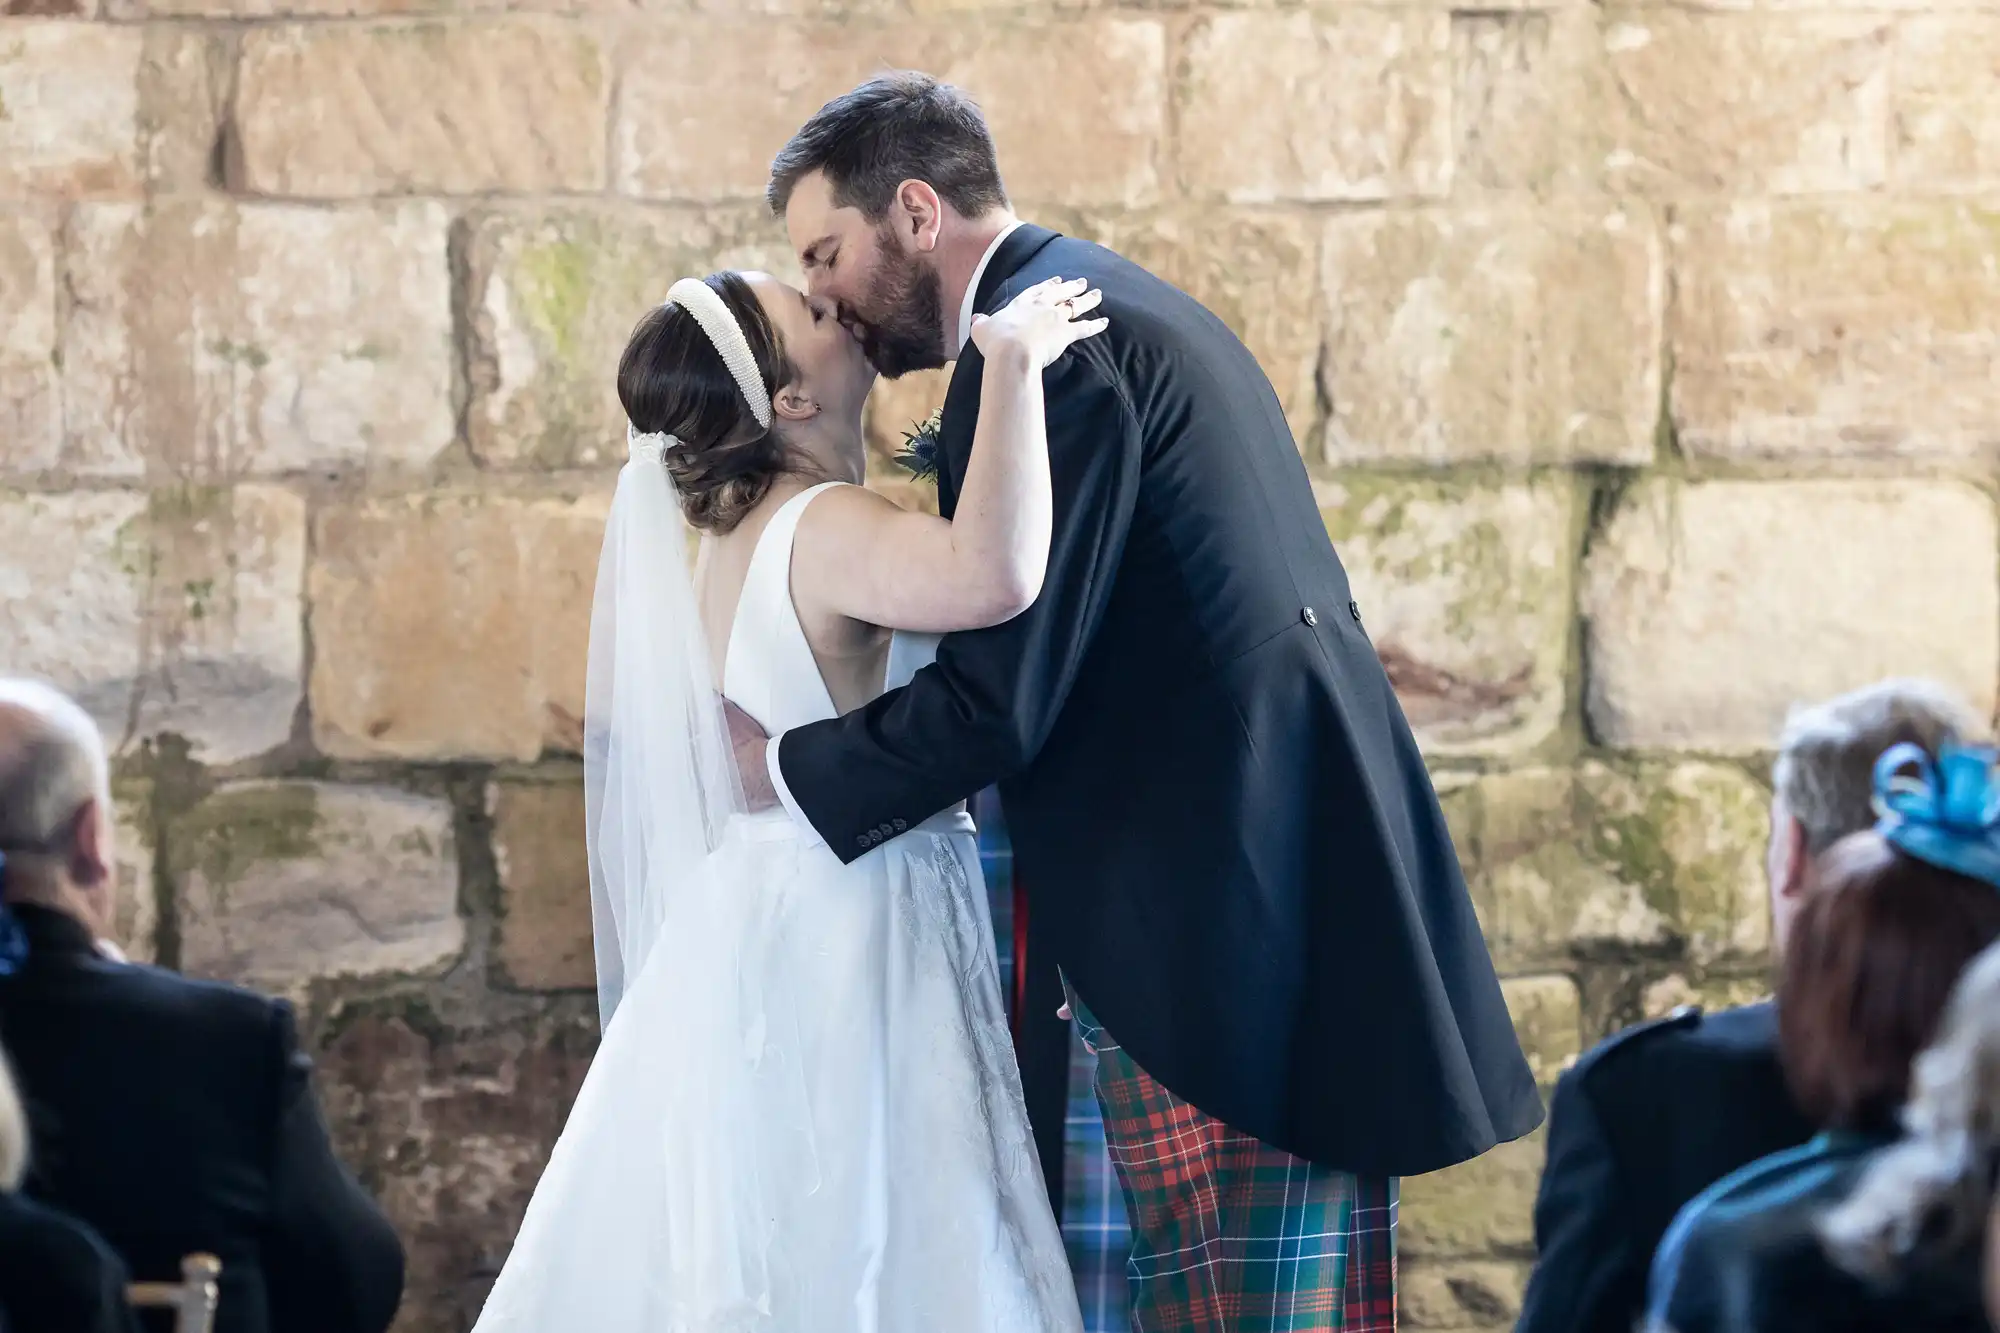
top-left (976, 791), bottom-right (1133, 1333)
top-left (1067, 988), bottom-right (1399, 1333)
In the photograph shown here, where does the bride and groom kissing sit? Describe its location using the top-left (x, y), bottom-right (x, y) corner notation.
top-left (472, 71), bottom-right (1543, 1332)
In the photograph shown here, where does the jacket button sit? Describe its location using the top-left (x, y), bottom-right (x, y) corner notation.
top-left (1301, 606), bottom-right (1318, 627)
top-left (892, 818), bottom-right (908, 833)
top-left (857, 835), bottom-right (871, 851)
top-left (1349, 600), bottom-right (1361, 622)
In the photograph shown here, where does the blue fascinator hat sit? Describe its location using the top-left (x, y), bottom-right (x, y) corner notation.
top-left (1872, 741), bottom-right (2000, 890)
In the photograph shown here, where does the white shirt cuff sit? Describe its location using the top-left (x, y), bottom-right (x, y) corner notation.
top-left (766, 731), bottom-right (824, 846)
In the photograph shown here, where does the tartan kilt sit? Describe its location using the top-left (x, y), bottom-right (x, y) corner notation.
top-left (1070, 991), bottom-right (1398, 1333)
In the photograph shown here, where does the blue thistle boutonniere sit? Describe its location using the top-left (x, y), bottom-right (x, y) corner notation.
top-left (896, 407), bottom-right (945, 483)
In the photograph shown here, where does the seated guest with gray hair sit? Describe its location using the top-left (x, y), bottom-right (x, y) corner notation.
top-left (0, 678), bottom-right (405, 1333)
top-left (1646, 747), bottom-right (2000, 1332)
top-left (0, 1042), bottom-right (137, 1333)
top-left (1516, 677), bottom-right (1985, 1333)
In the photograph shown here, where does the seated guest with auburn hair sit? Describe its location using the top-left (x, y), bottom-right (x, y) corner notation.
top-left (1517, 678), bottom-right (1981, 1333)
top-left (1816, 936), bottom-right (2000, 1330)
top-left (1644, 741), bottom-right (2000, 1333)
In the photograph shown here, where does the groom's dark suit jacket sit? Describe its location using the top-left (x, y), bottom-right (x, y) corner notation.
top-left (779, 224), bottom-right (1543, 1194)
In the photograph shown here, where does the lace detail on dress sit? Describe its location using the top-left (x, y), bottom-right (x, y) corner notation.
top-left (885, 832), bottom-right (1078, 1331)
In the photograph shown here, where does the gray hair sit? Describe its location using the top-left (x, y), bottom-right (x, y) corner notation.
top-left (1820, 939), bottom-right (2000, 1277)
top-left (0, 678), bottom-right (110, 866)
top-left (1773, 678), bottom-right (1986, 854)
top-left (0, 1053), bottom-right (25, 1191)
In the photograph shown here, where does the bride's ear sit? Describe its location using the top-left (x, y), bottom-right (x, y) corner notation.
top-left (772, 383), bottom-right (818, 425)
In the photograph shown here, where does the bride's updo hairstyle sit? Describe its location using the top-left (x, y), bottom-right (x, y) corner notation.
top-left (618, 272), bottom-right (800, 535)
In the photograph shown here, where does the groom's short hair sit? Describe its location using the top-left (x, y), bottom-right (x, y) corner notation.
top-left (768, 71), bottom-right (1008, 221)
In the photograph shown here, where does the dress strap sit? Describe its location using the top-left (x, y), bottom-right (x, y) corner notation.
top-left (723, 482), bottom-right (848, 732)
top-left (739, 482), bottom-right (845, 608)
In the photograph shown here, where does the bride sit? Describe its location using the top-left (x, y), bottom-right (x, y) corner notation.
top-left (469, 269), bottom-right (1103, 1332)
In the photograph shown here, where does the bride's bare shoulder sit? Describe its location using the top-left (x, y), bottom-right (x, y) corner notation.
top-left (791, 480), bottom-right (908, 543)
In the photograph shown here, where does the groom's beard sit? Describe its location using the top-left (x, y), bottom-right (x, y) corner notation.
top-left (850, 242), bottom-right (946, 379)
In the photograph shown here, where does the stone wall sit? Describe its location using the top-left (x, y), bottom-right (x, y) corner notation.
top-left (3, 1), bottom-right (1997, 1328)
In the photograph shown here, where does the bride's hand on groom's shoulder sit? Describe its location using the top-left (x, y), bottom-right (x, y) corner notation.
top-left (971, 276), bottom-right (1108, 371)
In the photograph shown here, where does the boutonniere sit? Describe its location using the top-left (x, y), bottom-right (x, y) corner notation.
top-left (896, 407), bottom-right (944, 483)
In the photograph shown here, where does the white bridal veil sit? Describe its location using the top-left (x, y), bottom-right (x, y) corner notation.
top-left (542, 276), bottom-right (815, 1328)
top-left (583, 275), bottom-right (771, 1026)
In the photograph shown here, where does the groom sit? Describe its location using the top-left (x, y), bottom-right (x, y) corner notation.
top-left (732, 72), bottom-right (1542, 1328)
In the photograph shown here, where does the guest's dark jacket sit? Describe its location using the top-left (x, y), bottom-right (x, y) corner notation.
top-left (1646, 1130), bottom-right (1992, 1333)
top-left (0, 1189), bottom-right (140, 1333)
top-left (1517, 1002), bottom-right (1817, 1333)
top-left (0, 904), bottom-right (404, 1333)
top-left (778, 223), bottom-right (1543, 1192)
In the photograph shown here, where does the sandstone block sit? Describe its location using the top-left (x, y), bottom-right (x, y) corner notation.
top-left (1177, 12), bottom-right (1451, 202)
top-left (489, 776), bottom-right (592, 992)
top-left (1321, 206), bottom-right (1661, 467)
top-left (235, 21), bottom-right (607, 197)
top-left (310, 492), bottom-right (609, 762)
top-left (616, 19), bottom-right (1165, 207)
top-left (1068, 209), bottom-right (1321, 442)
top-left (1318, 477), bottom-right (1577, 755)
top-left (863, 367), bottom-right (954, 470)
top-left (317, 1007), bottom-right (598, 1331)
top-left (0, 211), bottom-right (60, 474)
top-left (1641, 972), bottom-right (1773, 1020)
top-left (1441, 761), bottom-right (1770, 966)
top-left (1673, 200), bottom-right (2000, 464)
top-left (465, 207), bottom-right (796, 468)
top-left (61, 200), bottom-right (454, 478)
top-left (111, 777), bottom-right (157, 964)
top-left (0, 22), bottom-right (141, 195)
top-left (172, 781), bottom-right (462, 993)
top-left (1582, 480), bottom-right (2000, 751)
top-left (135, 0), bottom-right (617, 18)
top-left (1503, 975), bottom-right (1582, 1083)
top-left (1600, 12), bottom-right (1891, 196)
top-left (1401, 1128), bottom-right (1544, 1258)
top-left (1454, 11), bottom-right (1893, 198)
top-left (920, 19), bottom-right (1165, 208)
top-left (1893, 18), bottom-right (2000, 191)
top-left (614, 22), bottom-right (878, 203)
top-left (0, 487), bottom-right (305, 763)
top-left (1402, 1261), bottom-right (1532, 1329)
top-left (1580, 761), bottom-right (1771, 962)
top-left (1453, 11), bottom-right (1614, 197)
top-left (137, 26), bottom-right (233, 192)
top-left (4, 0), bottom-right (96, 15)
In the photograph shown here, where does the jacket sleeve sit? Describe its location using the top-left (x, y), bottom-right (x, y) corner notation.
top-left (261, 1002), bottom-right (407, 1333)
top-left (1516, 1068), bottom-right (1643, 1333)
top-left (777, 344), bottom-right (1142, 864)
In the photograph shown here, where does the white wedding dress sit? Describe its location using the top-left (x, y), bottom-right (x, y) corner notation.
top-left (471, 482), bottom-right (1083, 1333)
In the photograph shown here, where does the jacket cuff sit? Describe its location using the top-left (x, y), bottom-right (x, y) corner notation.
top-left (767, 731), bottom-right (825, 848)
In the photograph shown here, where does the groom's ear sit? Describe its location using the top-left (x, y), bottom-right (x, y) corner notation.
top-left (892, 179), bottom-right (944, 254)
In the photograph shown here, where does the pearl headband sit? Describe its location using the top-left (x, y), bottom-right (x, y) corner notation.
top-left (629, 275), bottom-right (772, 460)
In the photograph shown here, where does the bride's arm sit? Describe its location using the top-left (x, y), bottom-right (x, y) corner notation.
top-left (791, 277), bottom-right (1105, 635)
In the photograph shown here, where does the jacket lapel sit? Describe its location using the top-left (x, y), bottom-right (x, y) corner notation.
top-left (936, 224), bottom-right (1062, 516)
